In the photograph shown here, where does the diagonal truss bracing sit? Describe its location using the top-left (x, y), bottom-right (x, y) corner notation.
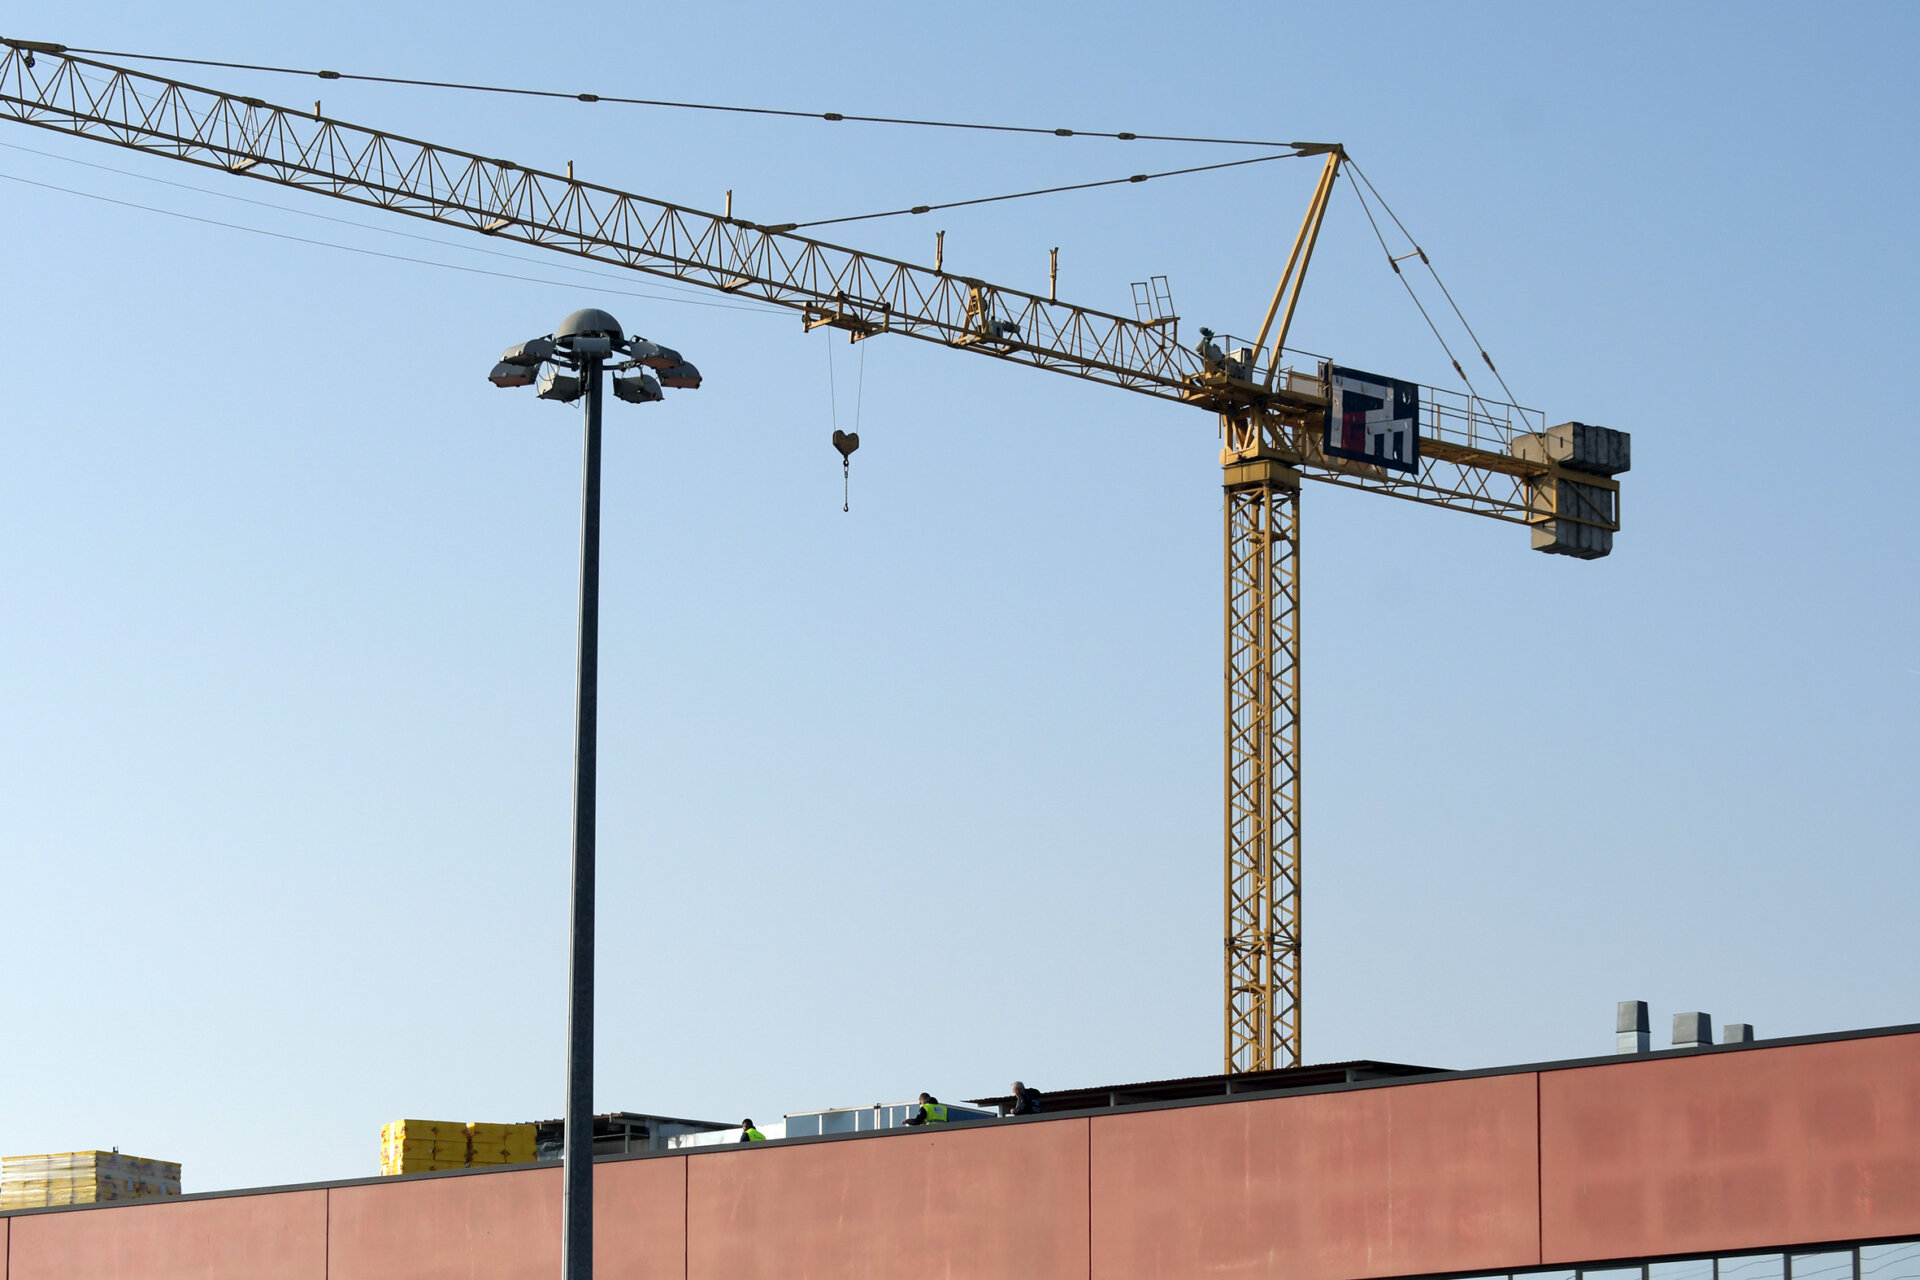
top-left (0, 44), bottom-right (1207, 400)
top-left (1223, 475), bottom-right (1301, 1073)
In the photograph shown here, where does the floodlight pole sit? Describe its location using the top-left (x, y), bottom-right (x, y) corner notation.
top-left (488, 308), bottom-right (699, 1280)
top-left (561, 353), bottom-right (604, 1280)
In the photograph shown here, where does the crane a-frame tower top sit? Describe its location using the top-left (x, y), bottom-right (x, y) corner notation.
top-left (0, 38), bottom-right (1630, 1074)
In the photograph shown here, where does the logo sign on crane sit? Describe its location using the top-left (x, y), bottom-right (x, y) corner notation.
top-left (1325, 366), bottom-right (1420, 473)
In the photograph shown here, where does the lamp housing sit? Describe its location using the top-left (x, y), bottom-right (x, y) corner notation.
top-left (500, 337), bottom-right (556, 366)
top-left (537, 368), bottom-right (585, 402)
top-left (489, 360), bottom-right (538, 388)
top-left (612, 372), bottom-right (664, 404)
top-left (657, 362), bottom-right (703, 389)
top-left (626, 339), bottom-right (683, 370)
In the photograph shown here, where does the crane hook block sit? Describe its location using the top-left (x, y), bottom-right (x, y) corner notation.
top-left (832, 429), bottom-right (860, 459)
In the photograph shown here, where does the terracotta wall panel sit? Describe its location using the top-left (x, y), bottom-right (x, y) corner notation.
top-left (1090, 1072), bottom-right (1542, 1280)
top-left (327, 1157), bottom-right (685, 1280)
top-left (6, 1188), bottom-right (325, 1280)
top-left (688, 1118), bottom-right (1090, 1280)
top-left (1541, 1032), bottom-right (1920, 1263)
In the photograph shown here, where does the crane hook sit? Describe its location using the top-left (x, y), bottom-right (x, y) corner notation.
top-left (832, 429), bottom-right (859, 512)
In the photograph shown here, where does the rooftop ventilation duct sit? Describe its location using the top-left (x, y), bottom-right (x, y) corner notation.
top-left (1673, 1011), bottom-right (1713, 1049)
top-left (1617, 1000), bottom-right (1650, 1054)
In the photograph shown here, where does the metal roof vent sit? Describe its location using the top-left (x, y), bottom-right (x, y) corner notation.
top-left (1673, 1011), bottom-right (1713, 1049)
top-left (1617, 1000), bottom-right (1650, 1054)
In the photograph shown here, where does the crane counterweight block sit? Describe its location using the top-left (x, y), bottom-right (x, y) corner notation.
top-left (1513, 421), bottom-right (1630, 559)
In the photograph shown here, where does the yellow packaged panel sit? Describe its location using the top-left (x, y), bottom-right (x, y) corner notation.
top-left (382, 1143), bottom-right (468, 1159)
top-left (2, 1151), bottom-right (181, 1206)
top-left (380, 1149), bottom-right (467, 1175)
top-left (381, 1119), bottom-right (467, 1144)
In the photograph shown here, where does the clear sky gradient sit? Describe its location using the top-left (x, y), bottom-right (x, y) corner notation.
top-left (2, 2), bottom-right (1915, 1192)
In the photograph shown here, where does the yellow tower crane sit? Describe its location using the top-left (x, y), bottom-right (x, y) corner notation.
top-left (0, 39), bottom-right (1629, 1074)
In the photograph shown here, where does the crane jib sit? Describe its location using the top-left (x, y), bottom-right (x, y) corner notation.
top-left (0, 38), bottom-right (1585, 529)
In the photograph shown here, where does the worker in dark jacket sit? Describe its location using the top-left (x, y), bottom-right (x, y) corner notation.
top-left (902, 1093), bottom-right (947, 1126)
top-left (739, 1119), bottom-right (767, 1142)
top-left (1009, 1082), bottom-right (1043, 1116)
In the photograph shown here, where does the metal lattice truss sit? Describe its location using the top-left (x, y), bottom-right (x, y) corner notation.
top-left (0, 41), bottom-right (1582, 529)
top-left (1223, 476), bottom-right (1302, 1074)
top-left (0, 44), bottom-right (1207, 398)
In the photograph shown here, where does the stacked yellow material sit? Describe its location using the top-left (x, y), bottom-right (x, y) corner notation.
top-left (466, 1122), bottom-right (537, 1168)
top-left (379, 1120), bottom-right (469, 1176)
top-left (1, 1151), bottom-right (181, 1208)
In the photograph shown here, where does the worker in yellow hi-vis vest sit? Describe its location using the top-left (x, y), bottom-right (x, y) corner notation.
top-left (739, 1118), bottom-right (767, 1143)
top-left (902, 1093), bottom-right (948, 1126)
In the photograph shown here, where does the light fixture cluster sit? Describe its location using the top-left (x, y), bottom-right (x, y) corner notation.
top-left (487, 307), bottom-right (702, 407)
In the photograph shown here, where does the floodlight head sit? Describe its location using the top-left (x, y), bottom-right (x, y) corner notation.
top-left (626, 338), bottom-right (683, 370)
top-left (556, 308), bottom-right (624, 345)
top-left (657, 362), bottom-right (702, 390)
top-left (537, 367), bottom-right (585, 402)
top-left (612, 371), bottom-right (664, 404)
top-left (489, 360), bottom-right (538, 388)
top-left (499, 336), bottom-right (556, 367)
top-left (569, 335), bottom-right (614, 358)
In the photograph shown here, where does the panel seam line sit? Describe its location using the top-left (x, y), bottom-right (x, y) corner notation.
top-left (1535, 1071), bottom-right (1544, 1267)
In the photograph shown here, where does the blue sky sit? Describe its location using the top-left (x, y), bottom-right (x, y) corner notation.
top-left (1, 2), bottom-right (1915, 1192)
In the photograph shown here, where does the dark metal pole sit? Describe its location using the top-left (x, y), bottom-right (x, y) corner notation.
top-left (560, 354), bottom-right (604, 1280)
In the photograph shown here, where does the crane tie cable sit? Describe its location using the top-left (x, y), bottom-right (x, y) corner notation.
top-left (1346, 159), bottom-right (1522, 408)
top-left (42, 42), bottom-right (1302, 148)
top-left (1343, 169), bottom-right (1502, 421)
top-left (779, 151), bottom-right (1306, 231)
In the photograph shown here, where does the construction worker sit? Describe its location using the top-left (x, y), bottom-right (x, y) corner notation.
top-left (739, 1118), bottom-right (767, 1143)
top-left (902, 1093), bottom-right (947, 1126)
top-left (1009, 1081), bottom-right (1043, 1116)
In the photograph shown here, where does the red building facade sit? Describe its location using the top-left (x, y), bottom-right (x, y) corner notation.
top-left (5, 1024), bottom-right (1917, 1280)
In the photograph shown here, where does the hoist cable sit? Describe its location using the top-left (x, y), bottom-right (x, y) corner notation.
top-left (826, 333), bottom-right (839, 433)
top-left (854, 339), bottom-right (866, 438)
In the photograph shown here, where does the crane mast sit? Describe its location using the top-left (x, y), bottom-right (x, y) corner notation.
top-left (0, 39), bottom-right (1629, 1073)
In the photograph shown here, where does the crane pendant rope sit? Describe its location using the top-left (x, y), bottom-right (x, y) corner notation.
top-left (1344, 160), bottom-right (1523, 413)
